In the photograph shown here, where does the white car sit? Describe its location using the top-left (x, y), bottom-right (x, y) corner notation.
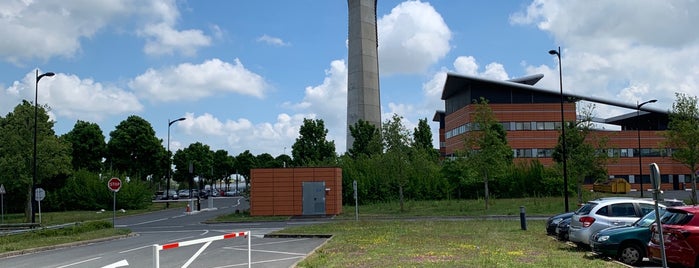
top-left (568, 198), bottom-right (664, 246)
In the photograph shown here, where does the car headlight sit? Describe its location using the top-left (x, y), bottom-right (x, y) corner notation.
top-left (596, 235), bottom-right (609, 242)
top-left (552, 218), bottom-right (562, 224)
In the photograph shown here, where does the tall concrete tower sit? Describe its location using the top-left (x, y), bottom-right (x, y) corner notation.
top-left (347, 0), bottom-right (381, 150)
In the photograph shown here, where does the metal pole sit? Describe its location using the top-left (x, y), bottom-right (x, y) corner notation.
top-left (33, 70), bottom-right (38, 224)
top-left (638, 104), bottom-right (643, 197)
top-left (166, 119), bottom-right (171, 206)
top-left (637, 99), bottom-right (657, 197)
top-left (549, 47), bottom-right (569, 212)
top-left (113, 191), bottom-right (116, 228)
top-left (33, 70), bottom-right (54, 223)
top-left (166, 117), bottom-right (186, 207)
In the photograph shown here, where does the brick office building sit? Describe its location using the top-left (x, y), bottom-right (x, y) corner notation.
top-left (433, 73), bottom-right (691, 191)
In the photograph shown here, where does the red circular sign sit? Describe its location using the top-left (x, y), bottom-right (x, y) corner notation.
top-left (108, 178), bottom-right (122, 192)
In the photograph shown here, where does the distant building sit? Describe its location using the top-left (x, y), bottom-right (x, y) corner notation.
top-left (433, 73), bottom-right (691, 190)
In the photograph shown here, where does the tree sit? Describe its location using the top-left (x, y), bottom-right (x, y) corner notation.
top-left (348, 119), bottom-right (382, 159)
top-left (665, 92), bottom-right (699, 204)
top-left (291, 118), bottom-right (336, 166)
top-left (62, 120), bottom-right (106, 172)
top-left (235, 150), bottom-right (257, 186)
top-left (106, 115), bottom-right (166, 181)
top-left (381, 114), bottom-right (412, 211)
top-left (461, 98), bottom-right (512, 209)
top-left (256, 153), bottom-right (278, 168)
top-left (276, 154), bottom-right (292, 168)
top-left (173, 142), bottom-right (213, 191)
top-left (0, 101), bottom-right (71, 221)
top-left (553, 104), bottom-right (610, 204)
top-left (212, 149), bottom-right (235, 188)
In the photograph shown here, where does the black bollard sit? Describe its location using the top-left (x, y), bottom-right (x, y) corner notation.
top-left (520, 206), bottom-right (527, 230)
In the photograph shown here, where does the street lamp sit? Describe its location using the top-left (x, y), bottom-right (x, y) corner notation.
top-left (33, 70), bottom-right (55, 223)
top-left (637, 99), bottom-right (657, 198)
top-left (166, 117), bottom-right (186, 205)
top-left (549, 47), bottom-right (569, 212)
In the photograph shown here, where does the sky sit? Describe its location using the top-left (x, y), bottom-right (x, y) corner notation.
top-left (2, 0), bottom-right (698, 157)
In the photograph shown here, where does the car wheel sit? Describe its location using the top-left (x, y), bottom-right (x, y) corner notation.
top-left (617, 242), bottom-right (644, 266)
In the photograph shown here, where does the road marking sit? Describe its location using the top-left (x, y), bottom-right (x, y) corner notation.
top-left (123, 217), bottom-right (170, 226)
top-left (119, 244), bottom-right (152, 253)
top-left (56, 257), bottom-right (101, 268)
top-left (227, 247), bottom-right (306, 256)
top-left (209, 256), bottom-right (303, 268)
top-left (101, 259), bottom-right (129, 268)
top-left (248, 238), bottom-right (310, 247)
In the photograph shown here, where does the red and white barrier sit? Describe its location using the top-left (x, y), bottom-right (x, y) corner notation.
top-left (153, 231), bottom-right (251, 268)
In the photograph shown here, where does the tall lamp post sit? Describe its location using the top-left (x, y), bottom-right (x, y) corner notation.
top-left (549, 47), bottom-right (569, 212)
top-left (166, 117), bottom-right (186, 205)
top-left (33, 70), bottom-right (55, 223)
top-left (637, 99), bottom-right (657, 198)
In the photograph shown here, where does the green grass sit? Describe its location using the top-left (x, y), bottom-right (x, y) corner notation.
top-left (279, 220), bottom-right (621, 268)
top-left (0, 221), bottom-right (129, 253)
top-left (337, 193), bottom-right (618, 219)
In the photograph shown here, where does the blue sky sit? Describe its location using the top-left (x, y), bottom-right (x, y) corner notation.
top-left (2, 0), bottom-right (697, 156)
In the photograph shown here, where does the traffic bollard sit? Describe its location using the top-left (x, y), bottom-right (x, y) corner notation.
top-left (520, 206), bottom-right (527, 230)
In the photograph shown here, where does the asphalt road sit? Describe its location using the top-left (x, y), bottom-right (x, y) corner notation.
top-left (0, 197), bottom-right (330, 268)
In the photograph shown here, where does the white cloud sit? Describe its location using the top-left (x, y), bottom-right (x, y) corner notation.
top-left (513, 0), bottom-right (699, 113)
top-left (176, 111), bottom-right (306, 156)
top-left (0, 0), bottom-right (130, 64)
top-left (452, 56), bottom-right (509, 80)
top-left (1, 71), bottom-right (142, 121)
top-left (257, 34), bottom-right (290, 46)
top-left (288, 59), bottom-right (348, 152)
top-left (378, 0), bottom-right (452, 75)
top-left (0, 0), bottom-right (212, 64)
top-left (139, 22), bottom-right (211, 56)
top-left (129, 58), bottom-right (268, 102)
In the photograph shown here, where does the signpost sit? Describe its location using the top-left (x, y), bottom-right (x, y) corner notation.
top-left (108, 178), bottom-right (122, 228)
top-left (35, 188), bottom-right (45, 224)
top-left (0, 184), bottom-right (5, 224)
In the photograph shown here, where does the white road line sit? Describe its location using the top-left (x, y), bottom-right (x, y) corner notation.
top-left (227, 247), bottom-right (306, 256)
top-left (123, 217), bottom-right (170, 226)
top-left (101, 259), bottom-right (129, 268)
top-left (247, 238), bottom-right (310, 247)
top-left (55, 257), bottom-right (101, 268)
top-left (210, 256), bottom-right (303, 268)
top-left (119, 244), bottom-right (152, 254)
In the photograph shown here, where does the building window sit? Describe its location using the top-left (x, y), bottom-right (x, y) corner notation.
top-left (536, 122), bottom-right (545, 130)
top-left (544, 122), bottom-right (555, 130)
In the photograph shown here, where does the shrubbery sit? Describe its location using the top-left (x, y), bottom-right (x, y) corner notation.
top-left (45, 170), bottom-right (152, 211)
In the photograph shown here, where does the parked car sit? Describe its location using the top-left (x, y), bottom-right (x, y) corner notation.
top-left (590, 208), bottom-right (667, 266)
top-left (166, 190), bottom-right (179, 200)
top-left (568, 198), bottom-right (662, 246)
top-left (648, 206), bottom-right (699, 268)
top-left (556, 217), bottom-right (572, 241)
top-left (547, 212), bottom-right (574, 236)
top-left (178, 189), bottom-right (190, 198)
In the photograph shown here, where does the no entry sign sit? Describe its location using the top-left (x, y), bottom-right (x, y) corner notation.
top-left (108, 178), bottom-right (122, 192)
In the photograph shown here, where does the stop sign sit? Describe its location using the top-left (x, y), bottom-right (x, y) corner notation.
top-left (108, 178), bottom-right (122, 192)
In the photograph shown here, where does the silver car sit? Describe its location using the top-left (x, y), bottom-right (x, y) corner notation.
top-left (568, 198), bottom-right (663, 246)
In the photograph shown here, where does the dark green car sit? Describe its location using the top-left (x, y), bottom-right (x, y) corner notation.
top-left (590, 208), bottom-right (666, 266)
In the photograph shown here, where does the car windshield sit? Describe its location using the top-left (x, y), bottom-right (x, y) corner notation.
top-left (575, 202), bottom-right (597, 215)
top-left (633, 208), bottom-right (665, 227)
top-left (660, 210), bottom-right (694, 225)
